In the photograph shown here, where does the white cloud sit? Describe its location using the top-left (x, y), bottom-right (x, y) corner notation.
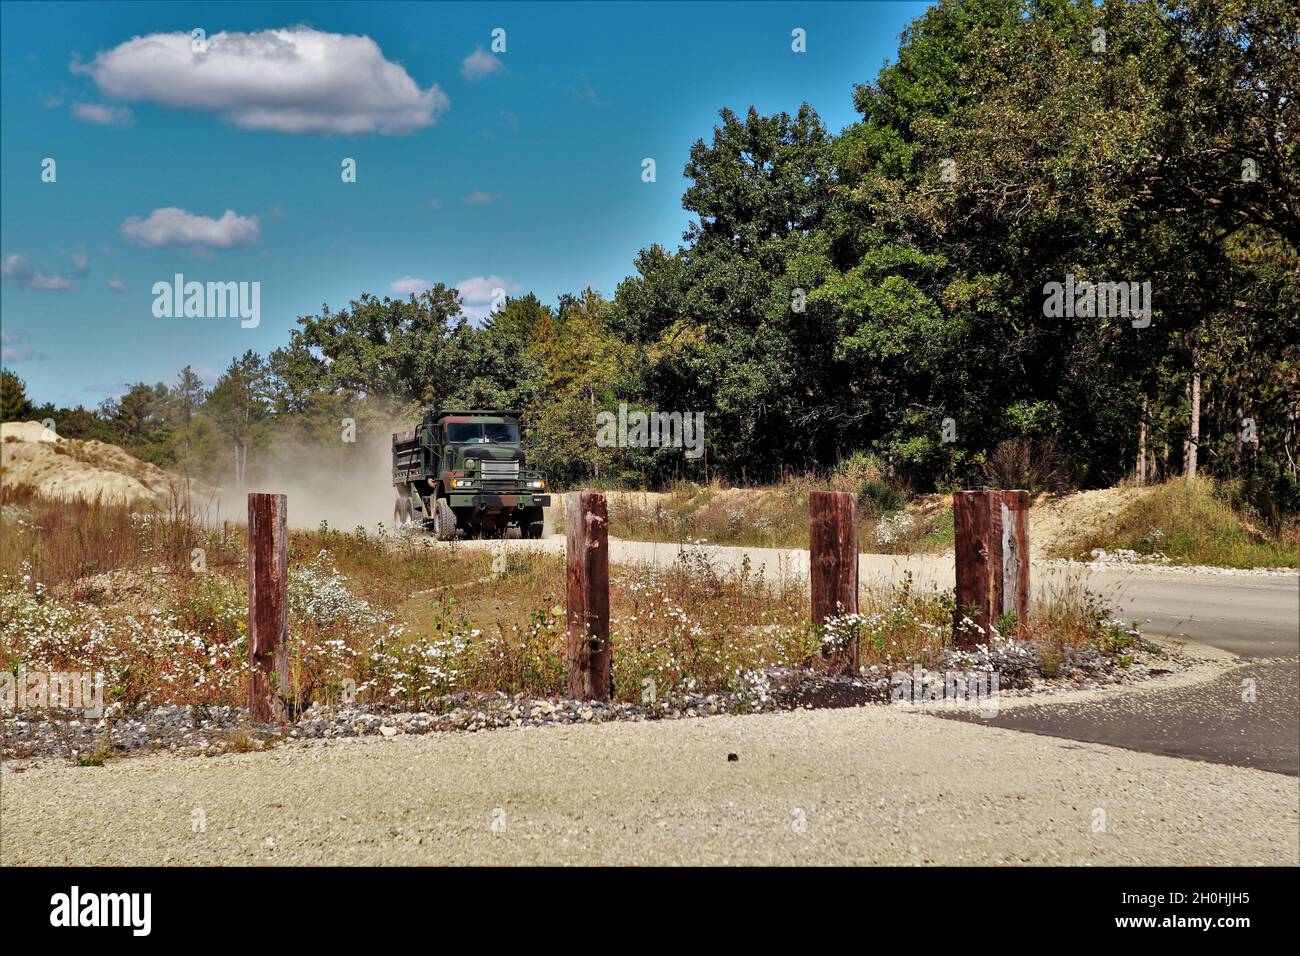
top-left (106, 277), bottom-right (128, 293)
top-left (457, 275), bottom-right (519, 304)
top-left (463, 190), bottom-right (502, 206)
top-left (1, 254), bottom-right (75, 290)
top-left (1, 329), bottom-right (48, 363)
top-left (461, 47), bottom-right (504, 81)
top-left (389, 276), bottom-right (432, 297)
top-left (120, 208), bottom-right (260, 248)
top-left (29, 274), bottom-right (75, 290)
top-left (192, 364), bottom-right (219, 384)
top-left (1, 346), bottom-right (47, 363)
top-left (0, 255), bottom-right (31, 281)
top-left (456, 275), bottom-right (521, 322)
top-left (72, 252), bottom-right (89, 274)
top-left (74, 27), bottom-right (449, 135)
top-left (72, 101), bottom-right (134, 126)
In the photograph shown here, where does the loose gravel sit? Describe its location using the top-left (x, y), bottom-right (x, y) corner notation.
top-left (2, 640), bottom-right (1185, 760)
top-left (1040, 552), bottom-right (1297, 577)
top-left (3, 703), bottom-right (1294, 866)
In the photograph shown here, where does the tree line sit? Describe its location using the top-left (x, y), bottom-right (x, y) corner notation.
top-left (5, 0), bottom-right (1296, 521)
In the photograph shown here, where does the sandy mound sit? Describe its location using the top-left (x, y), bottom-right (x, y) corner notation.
top-left (1028, 485), bottom-right (1154, 557)
top-left (1, 421), bottom-right (212, 508)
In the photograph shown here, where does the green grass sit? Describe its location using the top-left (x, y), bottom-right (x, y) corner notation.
top-left (1055, 479), bottom-right (1298, 569)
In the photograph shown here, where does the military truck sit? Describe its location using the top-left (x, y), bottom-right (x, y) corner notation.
top-left (392, 409), bottom-right (550, 540)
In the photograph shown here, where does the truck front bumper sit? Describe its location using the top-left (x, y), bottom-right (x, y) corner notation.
top-left (448, 493), bottom-right (550, 510)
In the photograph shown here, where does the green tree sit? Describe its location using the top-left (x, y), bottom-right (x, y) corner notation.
top-left (0, 370), bottom-right (33, 421)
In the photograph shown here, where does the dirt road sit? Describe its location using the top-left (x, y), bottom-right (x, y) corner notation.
top-left (3, 704), bottom-right (1295, 866)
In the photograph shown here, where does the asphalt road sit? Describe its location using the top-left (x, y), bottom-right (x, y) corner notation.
top-left (945, 660), bottom-right (1299, 775)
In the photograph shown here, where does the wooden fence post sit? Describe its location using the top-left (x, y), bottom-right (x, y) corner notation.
top-left (995, 490), bottom-right (1030, 628)
top-left (248, 493), bottom-right (289, 722)
top-left (810, 490), bottom-right (859, 674)
top-left (953, 489), bottom-right (1030, 646)
top-left (565, 491), bottom-right (610, 701)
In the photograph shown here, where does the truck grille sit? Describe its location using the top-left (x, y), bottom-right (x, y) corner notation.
top-left (480, 460), bottom-right (519, 489)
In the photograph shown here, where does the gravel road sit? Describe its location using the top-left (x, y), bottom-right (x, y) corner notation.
top-left (3, 704), bottom-right (1295, 866)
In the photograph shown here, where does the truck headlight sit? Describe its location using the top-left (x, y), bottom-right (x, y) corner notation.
top-left (526, 480), bottom-right (545, 490)
top-left (451, 479), bottom-right (475, 489)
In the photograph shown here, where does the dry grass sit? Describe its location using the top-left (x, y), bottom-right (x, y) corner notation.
top-left (0, 484), bottom-right (237, 586)
top-left (1052, 478), bottom-right (1298, 569)
top-left (3, 495), bottom-right (1142, 716)
top-left (602, 478), bottom-right (954, 554)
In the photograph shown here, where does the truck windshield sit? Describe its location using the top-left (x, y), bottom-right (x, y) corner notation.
top-left (445, 421), bottom-right (520, 444)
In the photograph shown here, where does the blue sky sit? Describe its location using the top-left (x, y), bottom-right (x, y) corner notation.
top-left (1, 0), bottom-right (930, 407)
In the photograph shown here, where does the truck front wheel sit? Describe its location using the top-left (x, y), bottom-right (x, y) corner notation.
top-left (520, 506), bottom-right (544, 539)
top-left (433, 498), bottom-right (459, 540)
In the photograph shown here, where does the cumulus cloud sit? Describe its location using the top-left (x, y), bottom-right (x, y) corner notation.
top-left (72, 101), bottom-right (134, 126)
top-left (457, 275), bottom-right (520, 321)
top-left (73, 27), bottom-right (449, 135)
top-left (106, 277), bottom-right (128, 293)
top-left (463, 190), bottom-right (502, 206)
top-left (461, 47), bottom-right (504, 81)
top-left (389, 276), bottom-right (432, 297)
top-left (1, 254), bottom-right (75, 290)
top-left (120, 207), bottom-right (260, 248)
top-left (457, 275), bottom-right (519, 304)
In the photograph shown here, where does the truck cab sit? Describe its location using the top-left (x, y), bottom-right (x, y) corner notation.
top-left (393, 409), bottom-right (550, 539)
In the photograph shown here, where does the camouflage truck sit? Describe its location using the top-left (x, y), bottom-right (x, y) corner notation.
top-left (392, 409), bottom-right (550, 539)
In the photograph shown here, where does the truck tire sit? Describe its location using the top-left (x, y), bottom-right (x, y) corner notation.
top-left (432, 498), bottom-right (458, 540)
top-left (521, 506), bottom-right (544, 539)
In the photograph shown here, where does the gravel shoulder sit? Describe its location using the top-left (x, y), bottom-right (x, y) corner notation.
top-left (3, 703), bottom-right (1295, 866)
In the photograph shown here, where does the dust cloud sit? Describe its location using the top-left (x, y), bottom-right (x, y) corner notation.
top-left (211, 419), bottom-right (405, 531)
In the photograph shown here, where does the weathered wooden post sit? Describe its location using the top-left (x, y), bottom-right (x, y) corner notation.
top-left (565, 491), bottom-right (610, 701)
top-left (809, 490), bottom-right (859, 674)
top-left (953, 489), bottom-right (1029, 645)
top-left (248, 493), bottom-right (289, 722)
